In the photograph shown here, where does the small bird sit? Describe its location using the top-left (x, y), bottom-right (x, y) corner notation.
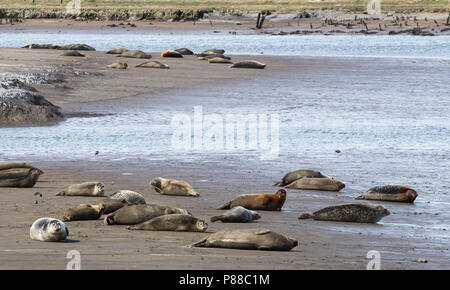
top-left (95, 151), bottom-right (99, 156)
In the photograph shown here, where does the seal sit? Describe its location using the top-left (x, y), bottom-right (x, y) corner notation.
top-left (60, 50), bottom-right (85, 57)
top-left (274, 169), bottom-right (324, 187)
top-left (136, 61), bottom-right (169, 69)
top-left (86, 198), bottom-right (128, 214)
top-left (230, 60), bottom-right (266, 69)
top-left (211, 206), bottom-right (261, 222)
top-left (107, 62), bottom-right (128, 69)
top-left (118, 50), bottom-right (152, 59)
top-left (356, 185), bottom-right (418, 203)
top-left (150, 177), bottom-right (200, 197)
top-left (196, 49), bottom-right (225, 57)
top-left (104, 203), bottom-right (191, 225)
top-left (56, 182), bottom-right (105, 197)
top-left (161, 50), bottom-right (183, 58)
top-left (298, 203), bottom-right (390, 223)
top-left (285, 176), bottom-right (345, 191)
top-left (208, 57), bottom-right (233, 64)
top-left (30, 217), bottom-right (68, 242)
top-left (189, 229), bottom-right (297, 251)
top-left (175, 48), bottom-right (194, 55)
top-left (0, 162), bottom-right (43, 188)
top-left (109, 190), bottom-right (146, 204)
top-left (62, 203), bottom-right (105, 221)
top-left (217, 189), bottom-right (286, 211)
top-left (127, 214), bottom-right (207, 232)
top-left (106, 48), bottom-right (129, 54)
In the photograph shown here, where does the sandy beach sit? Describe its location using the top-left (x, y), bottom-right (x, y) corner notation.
top-left (1, 40), bottom-right (449, 269)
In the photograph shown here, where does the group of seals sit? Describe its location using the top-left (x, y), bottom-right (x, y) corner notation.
top-left (104, 203), bottom-right (190, 225)
top-left (274, 169), bottom-right (345, 192)
top-left (0, 162), bottom-right (43, 188)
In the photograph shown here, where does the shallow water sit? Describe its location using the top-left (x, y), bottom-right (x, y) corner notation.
top-left (1, 29), bottom-right (450, 59)
top-left (0, 32), bottom-right (449, 251)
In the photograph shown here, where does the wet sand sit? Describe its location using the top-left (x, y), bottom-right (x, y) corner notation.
top-left (0, 159), bottom-right (447, 270)
top-left (0, 47), bottom-right (449, 269)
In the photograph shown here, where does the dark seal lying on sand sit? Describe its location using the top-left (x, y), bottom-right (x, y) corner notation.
top-left (0, 162), bottom-right (43, 188)
top-left (0, 78), bottom-right (63, 125)
top-left (23, 43), bottom-right (95, 51)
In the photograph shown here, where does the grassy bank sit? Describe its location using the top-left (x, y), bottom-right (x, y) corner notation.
top-left (0, 0), bottom-right (448, 21)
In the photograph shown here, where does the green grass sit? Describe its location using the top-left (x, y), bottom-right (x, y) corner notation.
top-left (0, 0), bottom-right (448, 13)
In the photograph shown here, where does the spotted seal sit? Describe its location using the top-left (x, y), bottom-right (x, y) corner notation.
top-left (298, 203), bottom-right (390, 223)
top-left (356, 185), bottom-right (418, 203)
top-left (30, 217), bottom-right (69, 242)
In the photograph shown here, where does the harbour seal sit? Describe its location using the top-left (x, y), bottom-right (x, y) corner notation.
top-left (0, 162), bottom-right (43, 188)
top-left (230, 60), bottom-right (266, 69)
top-left (106, 48), bottom-right (129, 54)
top-left (208, 57), bottom-right (233, 64)
top-left (175, 48), bottom-right (194, 55)
top-left (150, 177), bottom-right (200, 197)
top-left (109, 190), bottom-right (146, 204)
top-left (62, 203), bottom-right (105, 221)
top-left (274, 169), bottom-right (324, 187)
top-left (161, 50), bottom-right (183, 58)
top-left (211, 206), bottom-right (261, 222)
top-left (190, 229), bottom-right (297, 251)
top-left (60, 50), bottom-right (85, 57)
top-left (56, 182), bottom-right (105, 197)
top-left (127, 214), bottom-right (207, 232)
top-left (356, 185), bottom-right (418, 203)
top-left (30, 218), bottom-right (68, 242)
top-left (104, 203), bottom-right (191, 225)
top-left (285, 176), bottom-right (345, 192)
top-left (136, 61), bottom-right (169, 69)
top-left (196, 49), bottom-right (225, 57)
top-left (86, 198), bottom-right (128, 214)
top-left (118, 50), bottom-right (152, 59)
top-left (298, 203), bottom-right (390, 223)
top-left (217, 189), bottom-right (286, 211)
top-left (106, 62), bottom-right (128, 69)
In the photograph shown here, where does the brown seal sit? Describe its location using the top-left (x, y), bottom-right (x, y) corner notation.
top-left (0, 162), bottom-right (43, 188)
top-left (356, 185), bottom-right (418, 203)
top-left (107, 62), bottom-right (128, 69)
top-left (127, 214), bottom-right (207, 232)
top-left (217, 189), bottom-right (286, 211)
top-left (60, 50), bottom-right (85, 57)
top-left (62, 204), bottom-right (105, 221)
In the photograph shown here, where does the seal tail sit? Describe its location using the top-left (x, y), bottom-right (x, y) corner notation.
top-left (56, 190), bottom-right (66, 196)
top-left (104, 214), bottom-right (115, 225)
top-left (188, 238), bottom-right (208, 248)
top-left (217, 201), bottom-right (231, 210)
top-left (298, 213), bottom-right (313, 220)
top-left (210, 215), bottom-right (225, 222)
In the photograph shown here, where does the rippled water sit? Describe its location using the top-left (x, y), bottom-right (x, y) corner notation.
top-left (1, 29), bottom-right (450, 59)
top-left (0, 32), bottom-right (449, 244)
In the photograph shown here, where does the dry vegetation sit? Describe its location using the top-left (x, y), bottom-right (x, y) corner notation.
top-left (0, 0), bottom-right (449, 13)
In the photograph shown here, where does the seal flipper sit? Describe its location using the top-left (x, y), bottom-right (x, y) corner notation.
top-left (298, 213), bottom-right (313, 219)
top-left (273, 181), bottom-right (283, 186)
top-left (210, 215), bottom-right (226, 222)
top-left (154, 186), bottom-right (163, 194)
top-left (56, 190), bottom-right (66, 196)
top-left (104, 214), bottom-right (115, 225)
top-left (217, 201), bottom-right (231, 210)
top-left (189, 238), bottom-right (208, 248)
top-left (255, 229), bottom-right (272, 235)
